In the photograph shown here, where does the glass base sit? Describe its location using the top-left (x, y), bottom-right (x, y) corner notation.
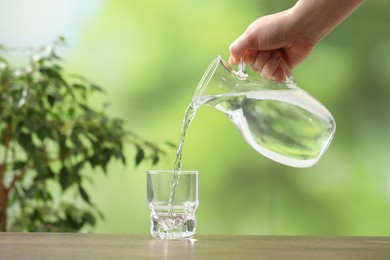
top-left (151, 215), bottom-right (196, 239)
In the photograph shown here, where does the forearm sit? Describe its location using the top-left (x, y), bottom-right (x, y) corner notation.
top-left (290, 0), bottom-right (365, 43)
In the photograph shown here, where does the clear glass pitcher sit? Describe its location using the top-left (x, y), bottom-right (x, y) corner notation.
top-left (192, 55), bottom-right (336, 168)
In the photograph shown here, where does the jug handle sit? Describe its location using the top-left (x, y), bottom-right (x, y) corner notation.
top-left (237, 57), bottom-right (249, 79)
top-left (237, 52), bottom-right (296, 84)
top-left (278, 55), bottom-right (296, 84)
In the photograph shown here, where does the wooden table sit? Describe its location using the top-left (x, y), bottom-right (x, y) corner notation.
top-left (1, 232), bottom-right (390, 259)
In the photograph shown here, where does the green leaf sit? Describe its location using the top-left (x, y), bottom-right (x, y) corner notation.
top-left (59, 166), bottom-right (69, 191)
top-left (121, 154), bottom-right (127, 165)
top-left (88, 155), bottom-right (99, 169)
top-left (23, 186), bottom-right (37, 199)
top-left (78, 185), bottom-right (91, 205)
top-left (75, 161), bottom-right (85, 172)
top-left (68, 74), bottom-right (88, 82)
top-left (39, 67), bottom-right (62, 81)
top-left (31, 209), bottom-right (42, 222)
top-left (90, 84), bottom-right (105, 93)
top-left (165, 141), bottom-right (177, 149)
top-left (100, 148), bottom-right (112, 173)
top-left (38, 186), bottom-right (53, 202)
top-left (36, 125), bottom-right (52, 141)
top-left (47, 95), bottom-right (55, 107)
top-left (79, 103), bottom-right (92, 112)
top-left (57, 35), bottom-right (65, 43)
top-left (135, 146), bottom-right (144, 166)
top-left (152, 154), bottom-right (159, 165)
top-left (65, 211), bottom-right (83, 231)
top-left (68, 107), bottom-right (75, 117)
top-left (13, 160), bottom-right (27, 170)
top-left (18, 132), bottom-right (34, 152)
top-left (59, 134), bottom-right (69, 156)
top-left (82, 212), bottom-right (96, 226)
top-left (34, 166), bottom-right (55, 182)
top-left (72, 83), bottom-right (86, 89)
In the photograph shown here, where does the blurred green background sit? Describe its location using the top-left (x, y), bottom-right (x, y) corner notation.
top-left (1, 0), bottom-right (390, 235)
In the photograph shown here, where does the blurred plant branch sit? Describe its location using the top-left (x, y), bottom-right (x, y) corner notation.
top-left (0, 37), bottom-right (164, 232)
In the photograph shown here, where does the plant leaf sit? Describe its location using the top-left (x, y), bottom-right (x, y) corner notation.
top-left (152, 154), bottom-right (159, 165)
top-left (78, 185), bottom-right (91, 205)
top-left (90, 84), bottom-right (105, 93)
top-left (135, 146), bottom-right (144, 166)
top-left (47, 95), bottom-right (55, 107)
top-left (59, 166), bottom-right (69, 191)
top-left (165, 141), bottom-right (177, 148)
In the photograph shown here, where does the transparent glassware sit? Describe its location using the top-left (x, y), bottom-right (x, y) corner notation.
top-left (192, 56), bottom-right (336, 168)
top-left (147, 170), bottom-right (199, 239)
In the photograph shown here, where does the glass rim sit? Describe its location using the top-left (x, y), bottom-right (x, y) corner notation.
top-left (147, 170), bottom-right (199, 175)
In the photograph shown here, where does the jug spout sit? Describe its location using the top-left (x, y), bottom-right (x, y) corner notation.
top-left (193, 55), bottom-right (224, 100)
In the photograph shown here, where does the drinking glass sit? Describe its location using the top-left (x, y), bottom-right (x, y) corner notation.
top-left (147, 170), bottom-right (199, 239)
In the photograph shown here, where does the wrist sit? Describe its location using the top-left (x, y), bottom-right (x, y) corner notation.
top-left (289, 0), bottom-right (365, 44)
top-left (287, 5), bottom-right (324, 45)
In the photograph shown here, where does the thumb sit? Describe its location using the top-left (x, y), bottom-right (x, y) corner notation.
top-left (229, 33), bottom-right (256, 64)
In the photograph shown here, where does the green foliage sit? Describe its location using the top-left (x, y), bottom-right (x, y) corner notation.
top-left (0, 38), bottom-right (163, 232)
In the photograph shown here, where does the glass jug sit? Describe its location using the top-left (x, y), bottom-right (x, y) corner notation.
top-left (192, 55), bottom-right (336, 168)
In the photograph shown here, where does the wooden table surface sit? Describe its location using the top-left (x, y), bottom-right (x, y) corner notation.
top-left (1, 232), bottom-right (390, 260)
